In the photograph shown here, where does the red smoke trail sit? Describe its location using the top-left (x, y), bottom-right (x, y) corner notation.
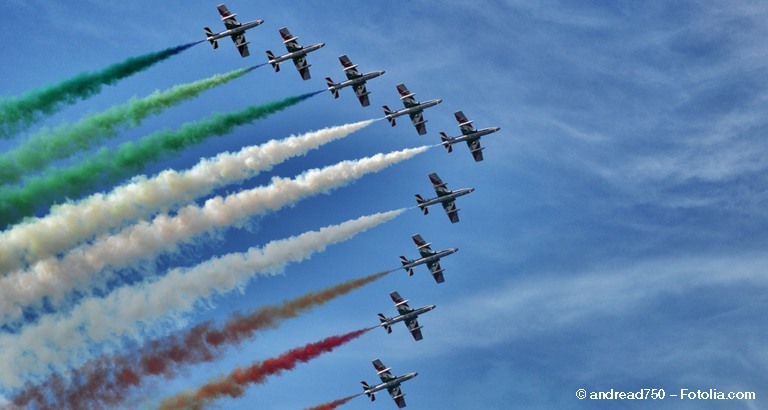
top-left (11, 271), bottom-right (392, 409)
top-left (159, 328), bottom-right (373, 410)
top-left (304, 394), bottom-right (361, 410)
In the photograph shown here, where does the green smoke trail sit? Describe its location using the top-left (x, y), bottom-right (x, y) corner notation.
top-left (0, 66), bottom-right (255, 185)
top-left (0, 42), bottom-right (199, 139)
top-left (0, 91), bottom-right (321, 226)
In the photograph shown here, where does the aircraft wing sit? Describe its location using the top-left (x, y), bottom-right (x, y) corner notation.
top-left (468, 139), bottom-right (484, 162)
top-left (373, 359), bottom-right (396, 382)
top-left (426, 260), bottom-right (446, 283)
top-left (340, 55), bottom-right (361, 79)
top-left (405, 317), bottom-right (424, 341)
top-left (231, 33), bottom-right (250, 57)
top-left (217, 4), bottom-right (241, 30)
top-left (390, 291), bottom-right (413, 315)
top-left (408, 111), bottom-right (427, 135)
top-left (353, 83), bottom-right (371, 107)
top-left (396, 83), bottom-right (418, 108)
top-left (455, 111), bottom-right (476, 135)
top-left (387, 385), bottom-right (407, 409)
top-left (411, 234), bottom-right (435, 258)
top-left (428, 173), bottom-right (451, 197)
top-left (292, 55), bottom-right (311, 80)
top-left (279, 27), bottom-right (302, 52)
top-left (441, 200), bottom-right (460, 224)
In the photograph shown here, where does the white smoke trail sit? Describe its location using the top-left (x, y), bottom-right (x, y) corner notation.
top-left (0, 209), bottom-right (404, 388)
top-left (0, 147), bottom-right (429, 325)
top-left (0, 120), bottom-right (373, 274)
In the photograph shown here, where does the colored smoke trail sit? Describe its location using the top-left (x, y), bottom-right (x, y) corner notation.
top-left (159, 328), bottom-right (373, 410)
top-left (0, 210), bottom-right (403, 387)
top-left (304, 394), bottom-right (361, 410)
top-left (0, 148), bottom-right (426, 324)
top-left (0, 92), bottom-right (320, 225)
top-left (0, 66), bottom-right (255, 184)
top-left (0, 42), bottom-right (198, 139)
top-left (11, 271), bottom-right (391, 409)
top-left (0, 120), bottom-right (373, 274)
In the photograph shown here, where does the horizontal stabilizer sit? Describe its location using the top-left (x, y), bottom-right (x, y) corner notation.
top-left (378, 314), bottom-right (392, 333)
top-left (440, 131), bottom-right (454, 152)
top-left (361, 382), bottom-right (376, 401)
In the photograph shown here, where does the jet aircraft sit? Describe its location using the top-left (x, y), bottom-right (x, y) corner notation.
top-left (325, 55), bottom-right (385, 107)
top-left (203, 4), bottom-right (264, 58)
top-left (361, 359), bottom-right (418, 408)
top-left (382, 84), bottom-right (442, 135)
top-left (400, 233), bottom-right (458, 283)
top-left (440, 111), bottom-right (501, 162)
top-left (266, 27), bottom-right (325, 80)
top-left (378, 291), bottom-right (436, 340)
top-left (415, 173), bottom-right (474, 223)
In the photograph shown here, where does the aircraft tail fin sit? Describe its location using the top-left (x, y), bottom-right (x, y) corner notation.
top-left (325, 78), bottom-right (339, 98)
top-left (361, 381), bottom-right (376, 401)
top-left (383, 105), bottom-right (396, 126)
top-left (266, 50), bottom-right (280, 72)
top-left (378, 314), bottom-right (392, 333)
top-left (203, 27), bottom-right (218, 49)
top-left (399, 256), bottom-right (414, 276)
top-left (415, 194), bottom-right (428, 214)
top-left (439, 132), bottom-right (453, 153)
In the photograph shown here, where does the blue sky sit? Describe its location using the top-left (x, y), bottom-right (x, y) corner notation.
top-left (1, 1), bottom-right (767, 409)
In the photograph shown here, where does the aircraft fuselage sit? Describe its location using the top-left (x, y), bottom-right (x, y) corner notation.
top-left (365, 372), bottom-right (419, 396)
top-left (207, 20), bottom-right (264, 41)
top-left (420, 188), bottom-right (474, 208)
top-left (385, 99), bottom-right (442, 119)
top-left (329, 70), bottom-right (385, 91)
top-left (403, 248), bottom-right (458, 270)
top-left (269, 43), bottom-right (325, 64)
top-left (447, 127), bottom-right (501, 145)
top-left (382, 305), bottom-right (436, 327)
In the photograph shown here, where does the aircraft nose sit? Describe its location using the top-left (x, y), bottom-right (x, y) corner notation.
top-left (320, 43), bottom-right (326, 47)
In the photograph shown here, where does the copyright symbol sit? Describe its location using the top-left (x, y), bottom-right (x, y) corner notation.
top-left (576, 388), bottom-right (587, 400)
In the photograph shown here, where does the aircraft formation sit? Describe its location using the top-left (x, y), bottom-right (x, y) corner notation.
top-left (203, 3), bottom-right (501, 407)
